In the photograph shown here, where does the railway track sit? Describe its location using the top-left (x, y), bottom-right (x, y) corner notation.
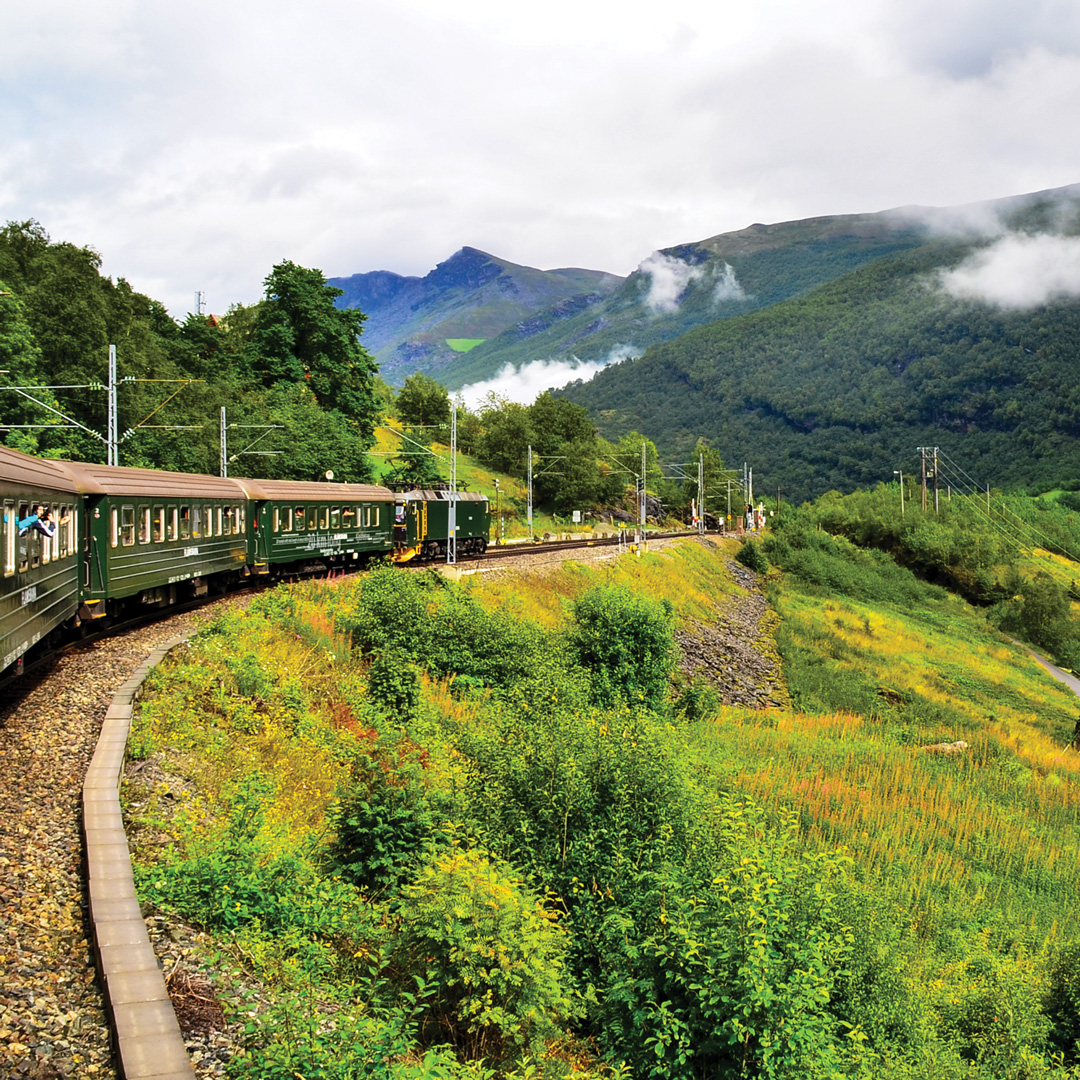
top-left (0, 529), bottom-right (719, 1077)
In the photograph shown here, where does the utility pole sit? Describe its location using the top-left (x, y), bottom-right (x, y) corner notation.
top-left (447, 406), bottom-right (457, 565)
top-left (919, 448), bottom-right (928, 513)
top-left (527, 445), bottom-right (533, 538)
top-left (698, 453), bottom-right (705, 533)
top-left (195, 291), bottom-right (206, 316)
top-left (933, 447), bottom-right (940, 514)
top-left (107, 345), bottom-right (118, 466)
top-left (639, 442), bottom-right (647, 555)
top-left (894, 470), bottom-right (904, 518)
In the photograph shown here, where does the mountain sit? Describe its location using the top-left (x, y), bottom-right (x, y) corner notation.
top-left (557, 183), bottom-right (1080, 505)
top-left (329, 247), bottom-right (624, 385)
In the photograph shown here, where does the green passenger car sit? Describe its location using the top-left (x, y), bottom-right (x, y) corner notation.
top-left (52, 461), bottom-right (251, 616)
top-left (392, 489), bottom-right (490, 561)
top-left (0, 448), bottom-right (82, 676)
top-left (237, 479), bottom-right (395, 575)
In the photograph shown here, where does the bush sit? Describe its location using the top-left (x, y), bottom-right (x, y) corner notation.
top-left (736, 538), bottom-right (770, 575)
top-left (393, 846), bottom-right (575, 1060)
top-left (568, 585), bottom-right (675, 711)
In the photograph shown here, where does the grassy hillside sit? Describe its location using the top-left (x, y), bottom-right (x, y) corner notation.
top-left (126, 526), bottom-right (1080, 1078)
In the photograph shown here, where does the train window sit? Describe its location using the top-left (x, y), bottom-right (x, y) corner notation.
top-left (294, 506), bottom-right (306, 531)
top-left (282, 506), bottom-right (293, 531)
top-left (17, 503), bottom-right (29, 572)
top-left (319, 507), bottom-right (329, 530)
top-left (192, 506), bottom-right (202, 539)
top-left (373, 506), bottom-right (380, 526)
top-left (168, 508), bottom-right (178, 542)
top-left (272, 508), bottom-right (280, 533)
top-left (62, 505), bottom-right (74, 557)
top-left (153, 508), bottom-right (165, 544)
top-left (179, 506), bottom-right (190, 540)
top-left (330, 507), bottom-right (340, 530)
top-left (138, 507), bottom-right (150, 544)
top-left (213, 506), bottom-right (221, 536)
top-left (238, 506), bottom-right (245, 532)
top-left (120, 506), bottom-right (136, 547)
top-left (4, 502), bottom-right (15, 576)
top-left (110, 507), bottom-right (119, 548)
top-left (342, 506), bottom-right (355, 528)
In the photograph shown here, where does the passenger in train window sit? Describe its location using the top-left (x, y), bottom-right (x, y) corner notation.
top-left (19, 505), bottom-right (69, 538)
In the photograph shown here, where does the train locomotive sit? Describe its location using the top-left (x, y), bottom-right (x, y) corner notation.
top-left (0, 446), bottom-right (490, 683)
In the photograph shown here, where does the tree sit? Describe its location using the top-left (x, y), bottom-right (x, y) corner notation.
top-left (476, 394), bottom-right (533, 476)
top-left (246, 261), bottom-right (379, 439)
top-left (396, 373), bottom-right (451, 435)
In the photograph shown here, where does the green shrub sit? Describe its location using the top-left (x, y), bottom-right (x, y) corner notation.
top-left (393, 846), bottom-right (575, 1060)
top-left (736, 537), bottom-right (770, 575)
top-left (568, 585), bottom-right (675, 711)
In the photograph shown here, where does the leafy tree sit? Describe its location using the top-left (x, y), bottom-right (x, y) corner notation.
top-left (476, 394), bottom-right (533, 476)
top-left (396, 373), bottom-right (451, 434)
top-left (246, 261), bottom-right (379, 435)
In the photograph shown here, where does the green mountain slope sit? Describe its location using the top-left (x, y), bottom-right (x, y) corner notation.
top-left (559, 188), bottom-right (1080, 504)
top-left (329, 247), bottom-right (624, 385)
top-left (448, 210), bottom-right (932, 388)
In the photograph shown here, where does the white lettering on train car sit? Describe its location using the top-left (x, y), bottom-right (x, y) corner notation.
top-left (183, 546), bottom-right (199, 557)
top-left (20, 586), bottom-right (37, 606)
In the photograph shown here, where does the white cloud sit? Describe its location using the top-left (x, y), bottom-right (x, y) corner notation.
top-left (639, 252), bottom-right (705, 313)
top-left (939, 233), bottom-right (1080, 308)
top-left (457, 348), bottom-right (638, 409)
top-left (713, 262), bottom-right (748, 302)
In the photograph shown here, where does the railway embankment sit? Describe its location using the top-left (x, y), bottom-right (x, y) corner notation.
top-left (0, 598), bottom-right (249, 1080)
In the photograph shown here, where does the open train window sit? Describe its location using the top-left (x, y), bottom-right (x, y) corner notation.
top-left (294, 506), bottom-right (306, 531)
top-left (17, 503), bottom-right (29, 572)
top-left (168, 508), bottom-right (178, 542)
top-left (214, 507), bottom-right (222, 536)
top-left (192, 506), bottom-right (202, 539)
top-left (120, 506), bottom-right (136, 547)
top-left (179, 506), bottom-right (190, 540)
top-left (4, 502), bottom-right (16, 576)
top-left (342, 506), bottom-right (355, 528)
top-left (330, 507), bottom-right (340, 530)
top-left (153, 507), bottom-right (165, 543)
top-left (237, 506), bottom-right (245, 532)
top-left (319, 506), bottom-right (329, 530)
top-left (282, 506), bottom-right (293, 531)
top-left (138, 507), bottom-right (150, 545)
top-left (110, 507), bottom-right (119, 548)
top-left (62, 504), bottom-right (75, 557)
top-left (272, 508), bottom-right (280, 533)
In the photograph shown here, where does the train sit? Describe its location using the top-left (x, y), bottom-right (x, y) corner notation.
top-left (0, 446), bottom-right (490, 682)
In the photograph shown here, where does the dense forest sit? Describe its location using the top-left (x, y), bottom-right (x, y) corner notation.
top-left (560, 209), bottom-right (1080, 505)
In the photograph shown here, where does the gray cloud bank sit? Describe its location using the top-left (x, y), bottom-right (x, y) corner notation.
top-left (3, 1), bottom-right (1080, 319)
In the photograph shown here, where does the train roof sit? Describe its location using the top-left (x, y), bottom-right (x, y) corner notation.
top-left (0, 446), bottom-right (82, 495)
top-left (231, 478), bottom-right (395, 502)
top-left (397, 489), bottom-right (488, 502)
top-left (49, 459), bottom-right (250, 499)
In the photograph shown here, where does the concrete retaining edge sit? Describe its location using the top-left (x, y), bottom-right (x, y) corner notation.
top-left (82, 635), bottom-right (195, 1080)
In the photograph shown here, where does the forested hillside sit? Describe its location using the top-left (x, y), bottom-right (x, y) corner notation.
top-left (0, 221), bottom-right (381, 481)
top-left (560, 205), bottom-right (1080, 504)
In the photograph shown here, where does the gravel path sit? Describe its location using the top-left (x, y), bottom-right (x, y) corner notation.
top-left (0, 600), bottom-right (249, 1079)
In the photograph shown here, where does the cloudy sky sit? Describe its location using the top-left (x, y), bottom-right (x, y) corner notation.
top-left (4, 0), bottom-right (1080, 318)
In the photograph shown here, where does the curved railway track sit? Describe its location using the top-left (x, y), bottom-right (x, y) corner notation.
top-left (0, 529), bottom-right (718, 1077)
